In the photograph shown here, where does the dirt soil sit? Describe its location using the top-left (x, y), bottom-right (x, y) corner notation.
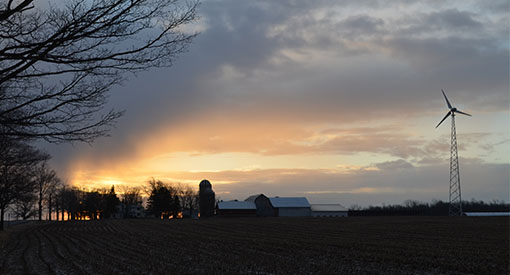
top-left (0, 216), bottom-right (508, 274)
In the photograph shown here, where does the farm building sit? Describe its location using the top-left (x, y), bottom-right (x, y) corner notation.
top-left (199, 179), bottom-right (215, 218)
top-left (217, 200), bottom-right (257, 217)
top-left (464, 212), bottom-right (510, 216)
top-left (269, 197), bottom-right (311, 217)
top-left (311, 204), bottom-right (348, 217)
top-left (112, 204), bottom-right (146, 219)
top-left (182, 209), bottom-right (199, 219)
top-left (245, 194), bottom-right (276, 217)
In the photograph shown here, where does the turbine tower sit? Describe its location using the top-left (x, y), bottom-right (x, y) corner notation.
top-left (436, 90), bottom-right (471, 216)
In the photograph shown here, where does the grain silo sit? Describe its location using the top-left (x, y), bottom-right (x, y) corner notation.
top-left (199, 179), bottom-right (215, 218)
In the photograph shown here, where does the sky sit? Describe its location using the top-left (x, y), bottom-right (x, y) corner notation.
top-left (43, 0), bottom-right (509, 207)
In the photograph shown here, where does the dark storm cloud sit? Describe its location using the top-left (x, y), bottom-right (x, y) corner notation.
top-left (476, 0), bottom-right (510, 14)
top-left (189, 0), bottom-right (509, 115)
top-left (340, 15), bottom-right (385, 35)
top-left (168, 0), bottom-right (507, 114)
top-left (65, 1), bottom-right (506, 121)
top-left (398, 9), bottom-right (484, 35)
top-left (427, 9), bottom-right (482, 29)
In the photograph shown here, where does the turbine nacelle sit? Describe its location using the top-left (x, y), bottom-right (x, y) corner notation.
top-left (435, 89), bottom-right (471, 128)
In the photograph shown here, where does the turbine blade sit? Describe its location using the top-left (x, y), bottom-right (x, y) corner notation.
top-left (442, 89), bottom-right (452, 109)
top-left (454, 109), bottom-right (472, 117)
top-left (436, 111), bottom-right (451, 128)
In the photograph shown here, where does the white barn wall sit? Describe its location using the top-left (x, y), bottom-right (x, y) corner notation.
top-left (311, 211), bottom-right (347, 217)
top-left (278, 207), bottom-right (311, 217)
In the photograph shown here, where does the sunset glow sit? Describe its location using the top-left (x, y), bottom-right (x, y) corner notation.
top-left (45, 0), bottom-right (509, 207)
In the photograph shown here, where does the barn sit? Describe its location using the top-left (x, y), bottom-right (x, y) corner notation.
top-left (269, 197), bottom-right (311, 217)
top-left (311, 204), bottom-right (348, 217)
top-left (245, 194), bottom-right (276, 217)
top-left (216, 200), bottom-right (257, 217)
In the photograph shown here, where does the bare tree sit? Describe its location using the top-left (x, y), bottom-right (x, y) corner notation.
top-left (177, 183), bottom-right (198, 217)
top-left (33, 161), bottom-right (58, 221)
top-left (60, 185), bottom-right (80, 220)
top-left (0, 1), bottom-right (34, 21)
top-left (12, 192), bottom-right (37, 220)
top-left (0, 0), bottom-right (198, 142)
top-left (0, 138), bottom-right (48, 230)
top-left (120, 185), bottom-right (142, 218)
top-left (47, 177), bottom-right (62, 221)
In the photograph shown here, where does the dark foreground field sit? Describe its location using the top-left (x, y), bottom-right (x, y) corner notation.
top-left (0, 217), bottom-right (508, 274)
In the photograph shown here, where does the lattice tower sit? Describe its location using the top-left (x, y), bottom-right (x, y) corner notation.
top-left (448, 113), bottom-right (462, 216)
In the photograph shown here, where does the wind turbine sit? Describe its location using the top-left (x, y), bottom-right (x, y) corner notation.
top-left (436, 89), bottom-right (471, 216)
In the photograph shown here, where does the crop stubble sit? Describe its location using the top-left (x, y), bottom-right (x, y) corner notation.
top-left (0, 217), bottom-right (508, 274)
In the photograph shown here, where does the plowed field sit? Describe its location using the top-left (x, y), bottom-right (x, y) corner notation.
top-left (1, 217), bottom-right (508, 274)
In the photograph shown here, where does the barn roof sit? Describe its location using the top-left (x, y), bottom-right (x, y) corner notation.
top-left (269, 197), bottom-right (310, 208)
top-left (464, 212), bottom-right (510, 216)
top-left (311, 204), bottom-right (347, 212)
top-left (245, 194), bottom-right (266, 202)
top-left (217, 201), bottom-right (256, 210)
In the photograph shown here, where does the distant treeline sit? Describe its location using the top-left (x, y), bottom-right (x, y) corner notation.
top-left (51, 179), bottom-right (199, 221)
top-left (349, 199), bottom-right (510, 216)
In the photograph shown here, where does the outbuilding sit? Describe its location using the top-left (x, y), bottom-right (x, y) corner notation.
top-left (269, 197), bottom-right (311, 217)
top-left (245, 194), bottom-right (276, 217)
top-left (311, 204), bottom-right (348, 217)
top-left (217, 200), bottom-right (257, 217)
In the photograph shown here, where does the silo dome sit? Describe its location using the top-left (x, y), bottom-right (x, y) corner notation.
top-left (199, 179), bottom-right (211, 189)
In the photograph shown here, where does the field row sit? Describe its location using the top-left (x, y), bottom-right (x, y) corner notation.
top-left (1, 217), bottom-right (508, 274)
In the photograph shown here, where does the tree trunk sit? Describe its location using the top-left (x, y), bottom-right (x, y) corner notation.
top-left (38, 188), bottom-right (43, 221)
top-left (55, 200), bottom-right (59, 221)
top-left (48, 193), bottom-right (52, 221)
top-left (0, 206), bottom-right (4, 231)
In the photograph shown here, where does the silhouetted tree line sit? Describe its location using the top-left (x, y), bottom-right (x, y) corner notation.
top-left (0, 137), bottom-right (59, 230)
top-left (0, 0), bottom-right (199, 230)
top-left (2, 167), bottom-right (201, 229)
top-left (145, 179), bottom-right (199, 219)
top-left (0, 141), bottom-right (126, 226)
top-left (53, 186), bottom-right (120, 221)
top-left (349, 199), bottom-right (510, 216)
top-left (0, 136), bottom-right (120, 227)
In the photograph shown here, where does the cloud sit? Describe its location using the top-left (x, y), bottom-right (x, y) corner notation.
top-left (70, 159), bottom-right (508, 206)
top-left (38, 0), bottom-right (509, 206)
top-left (375, 159), bottom-right (414, 170)
top-left (427, 9), bottom-right (482, 29)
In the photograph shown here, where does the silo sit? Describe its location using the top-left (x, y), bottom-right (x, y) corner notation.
top-left (199, 179), bottom-right (215, 218)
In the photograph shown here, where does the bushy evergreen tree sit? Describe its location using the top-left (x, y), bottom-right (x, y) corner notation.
top-left (103, 186), bottom-right (120, 219)
top-left (147, 179), bottom-right (181, 219)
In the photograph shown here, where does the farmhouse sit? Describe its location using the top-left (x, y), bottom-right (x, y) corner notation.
top-left (311, 204), bottom-right (348, 217)
top-left (113, 203), bottom-right (145, 218)
top-left (269, 197), bottom-right (311, 217)
top-left (217, 200), bottom-right (257, 217)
